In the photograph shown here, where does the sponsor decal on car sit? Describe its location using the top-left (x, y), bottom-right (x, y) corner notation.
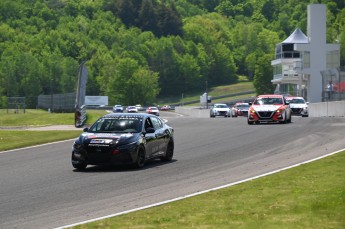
top-left (84, 133), bottom-right (121, 139)
top-left (90, 139), bottom-right (113, 144)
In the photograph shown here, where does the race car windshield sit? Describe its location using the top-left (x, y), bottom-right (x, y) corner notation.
top-left (254, 98), bottom-right (283, 105)
top-left (89, 118), bottom-right (142, 133)
top-left (215, 104), bottom-right (228, 108)
top-left (289, 99), bottom-right (305, 104)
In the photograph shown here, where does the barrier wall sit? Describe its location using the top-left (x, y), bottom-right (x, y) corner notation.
top-left (309, 101), bottom-right (345, 117)
top-left (175, 106), bottom-right (210, 118)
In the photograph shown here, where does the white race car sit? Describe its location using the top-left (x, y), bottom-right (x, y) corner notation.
top-left (285, 96), bottom-right (309, 117)
top-left (210, 103), bottom-right (231, 118)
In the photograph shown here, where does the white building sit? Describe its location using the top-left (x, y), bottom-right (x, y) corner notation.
top-left (271, 4), bottom-right (340, 103)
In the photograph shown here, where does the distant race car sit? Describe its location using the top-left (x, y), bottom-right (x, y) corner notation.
top-left (160, 105), bottom-right (171, 111)
top-left (71, 113), bottom-right (174, 170)
top-left (233, 102), bottom-right (250, 116)
top-left (126, 106), bottom-right (138, 113)
top-left (210, 103), bottom-right (231, 118)
top-left (285, 96), bottom-right (309, 117)
top-left (247, 94), bottom-right (292, 125)
top-left (113, 105), bottom-right (123, 113)
top-left (146, 106), bottom-right (160, 116)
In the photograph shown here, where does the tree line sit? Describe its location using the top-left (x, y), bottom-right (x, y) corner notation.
top-left (0, 0), bottom-right (344, 108)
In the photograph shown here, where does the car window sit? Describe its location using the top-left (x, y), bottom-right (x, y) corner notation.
top-left (150, 116), bottom-right (163, 129)
top-left (144, 118), bottom-right (154, 130)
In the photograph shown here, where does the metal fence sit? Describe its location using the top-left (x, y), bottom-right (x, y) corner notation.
top-left (7, 97), bottom-right (26, 113)
top-left (37, 92), bottom-right (76, 112)
top-left (321, 66), bottom-right (345, 102)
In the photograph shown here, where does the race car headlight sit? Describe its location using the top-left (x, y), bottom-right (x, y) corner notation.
top-left (117, 141), bottom-right (138, 151)
top-left (249, 109), bottom-right (256, 114)
top-left (73, 140), bottom-right (82, 149)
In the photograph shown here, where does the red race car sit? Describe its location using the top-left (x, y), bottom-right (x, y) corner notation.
top-left (247, 94), bottom-right (292, 125)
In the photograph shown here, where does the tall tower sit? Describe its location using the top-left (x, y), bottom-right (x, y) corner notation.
top-left (294, 4), bottom-right (340, 103)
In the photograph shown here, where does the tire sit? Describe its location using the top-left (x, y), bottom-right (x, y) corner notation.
top-left (133, 147), bottom-right (146, 169)
top-left (247, 119), bottom-right (254, 125)
top-left (161, 141), bottom-right (174, 162)
top-left (71, 152), bottom-right (87, 170)
top-left (280, 112), bottom-right (288, 124)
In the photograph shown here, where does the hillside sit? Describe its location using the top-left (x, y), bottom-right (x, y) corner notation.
top-left (0, 0), bottom-right (344, 108)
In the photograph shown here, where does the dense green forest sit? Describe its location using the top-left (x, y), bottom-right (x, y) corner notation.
top-left (0, 0), bottom-right (344, 108)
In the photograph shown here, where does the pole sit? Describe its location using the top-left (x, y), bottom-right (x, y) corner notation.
top-left (206, 80), bottom-right (208, 109)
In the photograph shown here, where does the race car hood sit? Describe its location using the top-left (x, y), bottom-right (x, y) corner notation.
top-left (78, 132), bottom-right (139, 147)
top-left (289, 104), bottom-right (307, 108)
top-left (213, 108), bottom-right (230, 111)
top-left (251, 105), bottom-right (282, 112)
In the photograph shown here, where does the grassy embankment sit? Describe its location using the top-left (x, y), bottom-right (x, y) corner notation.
top-left (157, 81), bottom-right (256, 106)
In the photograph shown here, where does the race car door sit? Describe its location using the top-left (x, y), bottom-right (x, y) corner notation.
top-left (144, 117), bottom-right (159, 157)
top-left (150, 116), bottom-right (166, 156)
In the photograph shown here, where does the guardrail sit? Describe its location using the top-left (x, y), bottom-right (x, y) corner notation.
top-left (75, 105), bottom-right (87, 127)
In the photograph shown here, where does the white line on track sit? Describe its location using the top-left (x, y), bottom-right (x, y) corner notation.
top-left (0, 139), bottom-right (75, 154)
top-left (55, 148), bottom-right (345, 229)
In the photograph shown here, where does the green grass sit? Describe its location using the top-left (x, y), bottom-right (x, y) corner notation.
top-left (0, 109), bottom-right (108, 151)
top-left (71, 151), bottom-right (345, 229)
top-left (0, 130), bottom-right (82, 151)
top-left (0, 109), bottom-right (108, 127)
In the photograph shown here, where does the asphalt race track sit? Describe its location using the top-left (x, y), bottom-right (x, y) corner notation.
top-left (1, 113), bottom-right (345, 228)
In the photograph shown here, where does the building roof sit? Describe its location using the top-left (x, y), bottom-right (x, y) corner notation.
top-left (282, 28), bottom-right (309, 44)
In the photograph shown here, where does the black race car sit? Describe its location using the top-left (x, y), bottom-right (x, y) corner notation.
top-left (71, 113), bottom-right (174, 170)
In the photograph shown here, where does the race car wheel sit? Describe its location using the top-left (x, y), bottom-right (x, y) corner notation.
top-left (134, 147), bottom-right (146, 169)
top-left (247, 119), bottom-right (254, 125)
top-left (71, 152), bottom-right (87, 170)
top-left (161, 141), bottom-right (174, 162)
top-left (280, 112), bottom-right (288, 124)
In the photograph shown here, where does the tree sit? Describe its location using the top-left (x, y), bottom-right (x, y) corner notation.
top-left (99, 58), bottom-right (160, 105)
top-left (0, 45), bottom-right (44, 107)
top-left (156, 2), bottom-right (183, 37)
top-left (253, 54), bottom-right (275, 95)
top-left (146, 37), bottom-right (180, 97)
top-left (208, 43), bottom-right (237, 86)
top-left (138, 0), bottom-right (158, 34)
